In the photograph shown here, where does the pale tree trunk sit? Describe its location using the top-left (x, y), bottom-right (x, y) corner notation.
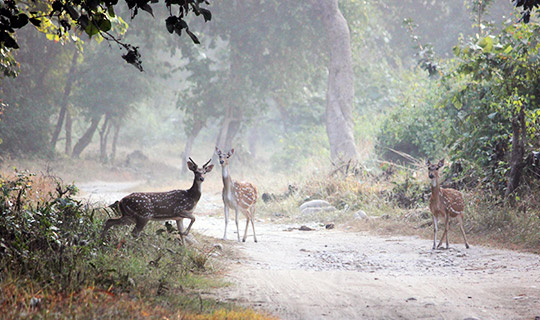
top-left (99, 113), bottom-right (112, 163)
top-left (215, 15), bottom-right (243, 153)
top-left (311, 0), bottom-right (359, 164)
top-left (110, 122), bottom-right (121, 164)
top-left (64, 108), bottom-right (72, 155)
top-left (248, 126), bottom-right (258, 157)
top-left (181, 120), bottom-right (204, 174)
top-left (72, 115), bottom-right (101, 158)
top-left (51, 50), bottom-right (79, 151)
top-left (215, 105), bottom-right (240, 152)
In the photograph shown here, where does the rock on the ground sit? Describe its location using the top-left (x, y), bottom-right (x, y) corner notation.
top-left (354, 210), bottom-right (369, 220)
top-left (299, 199), bottom-right (332, 210)
top-left (299, 200), bottom-right (336, 215)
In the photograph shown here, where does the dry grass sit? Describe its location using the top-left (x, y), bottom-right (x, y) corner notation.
top-left (258, 163), bottom-right (540, 254)
top-left (0, 280), bottom-right (275, 320)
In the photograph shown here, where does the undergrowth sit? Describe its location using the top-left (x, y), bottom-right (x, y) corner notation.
top-left (260, 162), bottom-right (540, 252)
top-left (0, 169), bottom-right (272, 319)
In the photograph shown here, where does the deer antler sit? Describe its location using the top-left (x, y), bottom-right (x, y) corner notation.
top-left (188, 157), bottom-right (197, 168)
top-left (203, 158), bottom-right (212, 168)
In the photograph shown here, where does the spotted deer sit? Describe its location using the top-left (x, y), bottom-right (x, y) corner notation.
top-left (427, 159), bottom-right (470, 249)
top-left (215, 147), bottom-right (258, 242)
top-left (102, 158), bottom-right (213, 244)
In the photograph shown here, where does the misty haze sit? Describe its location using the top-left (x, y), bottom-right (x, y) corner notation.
top-left (1, 0), bottom-right (539, 319)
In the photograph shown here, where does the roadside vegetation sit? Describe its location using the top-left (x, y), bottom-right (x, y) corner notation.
top-left (0, 170), bottom-right (275, 319)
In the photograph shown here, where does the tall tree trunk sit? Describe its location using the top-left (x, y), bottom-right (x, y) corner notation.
top-left (110, 122), bottom-right (121, 164)
top-left (505, 107), bottom-right (527, 198)
top-left (216, 106), bottom-right (241, 152)
top-left (51, 50), bottom-right (79, 151)
top-left (181, 120), bottom-right (204, 174)
top-left (99, 113), bottom-right (111, 163)
top-left (311, 0), bottom-right (359, 164)
top-left (215, 15), bottom-right (244, 153)
top-left (64, 108), bottom-right (72, 155)
top-left (72, 115), bottom-right (101, 158)
top-left (216, 106), bottom-right (233, 150)
top-left (248, 126), bottom-right (258, 157)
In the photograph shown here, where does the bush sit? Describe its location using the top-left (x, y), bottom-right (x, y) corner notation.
top-left (0, 170), bottom-right (240, 318)
top-left (375, 77), bottom-right (452, 163)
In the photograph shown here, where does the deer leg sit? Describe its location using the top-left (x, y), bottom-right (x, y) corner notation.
top-left (432, 215), bottom-right (438, 250)
top-left (457, 214), bottom-right (470, 249)
top-left (242, 217), bottom-right (250, 242)
top-left (176, 219), bottom-right (185, 246)
top-left (437, 214), bottom-right (450, 249)
top-left (132, 218), bottom-right (149, 237)
top-left (437, 215), bottom-right (449, 249)
top-left (223, 204), bottom-right (230, 240)
top-left (101, 216), bottom-right (133, 238)
top-left (445, 215), bottom-right (450, 249)
top-left (250, 207), bottom-right (257, 243)
top-left (234, 207), bottom-right (241, 242)
top-left (182, 213), bottom-right (196, 236)
top-left (176, 219), bottom-right (185, 234)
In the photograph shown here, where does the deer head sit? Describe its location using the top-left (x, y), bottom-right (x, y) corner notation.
top-left (188, 157), bottom-right (214, 182)
top-left (426, 159), bottom-right (444, 186)
top-left (215, 147), bottom-right (234, 166)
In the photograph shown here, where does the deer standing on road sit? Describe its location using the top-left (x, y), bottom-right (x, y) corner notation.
top-left (101, 158), bottom-right (214, 244)
top-left (216, 147), bottom-right (258, 242)
top-left (427, 159), bottom-right (470, 249)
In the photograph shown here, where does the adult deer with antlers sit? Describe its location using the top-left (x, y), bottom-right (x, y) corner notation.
top-left (216, 147), bottom-right (258, 242)
top-left (101, 158), bottom-right (213, 244)
top-left (427, 159), bottom-right (470, 250)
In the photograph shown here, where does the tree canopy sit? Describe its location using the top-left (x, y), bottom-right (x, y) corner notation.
top-left (0, 0), bottom-right (211, 74)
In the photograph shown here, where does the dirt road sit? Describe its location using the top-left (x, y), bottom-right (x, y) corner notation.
top-left (80, 182), bottom-right (540, 320)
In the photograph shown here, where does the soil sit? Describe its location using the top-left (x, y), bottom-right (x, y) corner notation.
top-left (79, 181), bottom-right (540, 320)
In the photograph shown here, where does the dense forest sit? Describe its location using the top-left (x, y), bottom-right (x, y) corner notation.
top-left (1, 0), bottom-right (539, 318)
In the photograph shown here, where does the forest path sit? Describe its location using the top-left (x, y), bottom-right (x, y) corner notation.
top-left (79, 181), bottom-right (540, 320)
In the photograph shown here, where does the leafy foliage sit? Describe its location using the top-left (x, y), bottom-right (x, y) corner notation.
top-left (443, 21), bottom-right (540, 193)
top-left (376, 74), bottom-right (452, 163)
top-left (513, 0), bottom-right (540, 23)
top-left (0, 170), bottom-right (97, 290)
top-left (0, 0), bottom-right (211, 71)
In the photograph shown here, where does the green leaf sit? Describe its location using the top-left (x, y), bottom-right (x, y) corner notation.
top-left (141, 4), bottom-right (154, 17)
top-left (85, 22), bottom-right (100, 36)
top-left (478, 35), bottom-right (494, 53)
top-left (78, 15), bottom-right (89, 29)
top-left (10, 14), bottom-right (29, 29)
top-left (199, 8), bottom-right (212, 22)
top-left (0, 32), bottom-right (19, 49)
top-left (185, 29), bottom-right (200, 44)
top-left (503, 45), bottom-right (513, 54)
top-left (29, 17), bottom-right (41, 27)
top-left (98, 17), bottom-right (111, 32)
top-left (165, 16), bottom-right (177, 34)
top-left (66, 6), bottom-right (80, 20)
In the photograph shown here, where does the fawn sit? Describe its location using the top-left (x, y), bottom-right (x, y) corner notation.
top-left (215, 147), bottom-right (258, 242)
top-left (101, 158), bottom-right (213, 244)
top-left (427, 159), bottom-right (470, 249)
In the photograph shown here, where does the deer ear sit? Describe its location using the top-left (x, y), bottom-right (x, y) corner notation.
top-left (426, 160), bottom-right (431, 166)
top-left (215, 146), bottom-right (221, 155)
top-left (438, 159), bottom-right (445, 168)
top-left (229, 148), bottom-right (235, 156)
top-left (205, 164), bottom-right (214, 173)
top-left (187, 161), bottom-right (197, 172)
